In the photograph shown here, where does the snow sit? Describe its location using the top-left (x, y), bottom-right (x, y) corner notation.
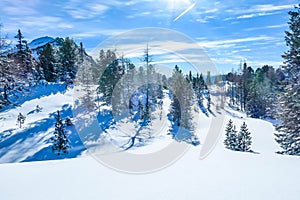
top-left (1, 113), bottom-right (300, 200)
top-left (0, 84), bottom-right (86, 163)
top-left (1, 84), bottom-right (300, 199)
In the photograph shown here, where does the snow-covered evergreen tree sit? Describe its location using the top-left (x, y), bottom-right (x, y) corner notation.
top-left (13, 29), bottom-right (36, 82)
top-left (58, 37), bottom-right (77, 82)
top-left (39, 43), bottom-right (57, 82)
top-left (224, 120), bottom-right (252, 152)
top-left (224, 119), bottom-right (238, 150)
top-left (51, 110), bottom-right (70, 155)
top-left (143, 45), bottom-right (152, 123)
top-left (275, 5), bottom-right (300, 155)
top-left (97, 49), bottom-right (118, 104)
top-left (237, 122), bottom-right (252, 152)
top-left (169, 65), bottom-right (194, 130)
top-left (14, 29), bottom-right (25, 54)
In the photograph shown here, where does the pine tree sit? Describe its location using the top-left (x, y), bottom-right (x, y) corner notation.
top-left (224, 119), bottom-right (238, 150)
top-left (275, 5), bottom-right (300, 155)
top-left (13, 29), bottom-right (35, 81)
top-left (14, 29), bottom-right (25, 54)
top-left (143, 44), bottom-right (152, 123)
top-left (206, 71), bottom-right (212, 86)
top-left (169, 65), bottom-right (193, 129)
top-left (58, 37), bottom-right (77, 82)
top-left (51, 111), bottom-right (70, 155)
top-left (237, 122), bottom-right (252, 152)
top-left (39, 43), bottom-right (57, 82)
top-left (193, 73), bottom-right (205, 106)
top-left (97, 49), bottom-right (118, 104)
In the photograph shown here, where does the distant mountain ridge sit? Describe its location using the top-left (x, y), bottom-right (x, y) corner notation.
top-left (28, 36), bottom-right (63, 50)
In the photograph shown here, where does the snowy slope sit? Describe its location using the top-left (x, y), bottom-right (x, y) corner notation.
top-left (1, 84), bottom-right (300, 200)
top-left (0, 84), bottom-right (86, 163)
top-left (0, 110), bottom-right (300, 200)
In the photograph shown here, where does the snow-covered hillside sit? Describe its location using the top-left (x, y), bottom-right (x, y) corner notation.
top-left (1, 106), bottom-right (300, 200)
top-left (0, 84), bottom-right (86, 163)
top-left (0, 83), bottom-right (300, 200)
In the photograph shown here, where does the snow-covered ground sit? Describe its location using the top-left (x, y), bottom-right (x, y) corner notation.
top-left (0, 84), bottom-right (300, 200)
top-left (0, 84), bottom-right (86, 163)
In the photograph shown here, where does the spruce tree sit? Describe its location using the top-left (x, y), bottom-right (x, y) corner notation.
top-left (14, 29), bottom-right (25, 54)
top-left (58, 37), bottom-right (77, 81)
top-left (13, 29), bottom-right (35, 81)
top-left (275, 5), bottom-right (300, 155)
top-left (39, 43), bottom-right (57, 82)
top-left (169, 65), bottom-right (193, 130)
top-left (237, 122), bottom-right (252, 152)
top-left (224, 119), bottom-right (238, 150)
top-left (97, 49), bottom-right (118, 104)
top-left (143, 45), bottom-right (152, 123)
top-left (51, 111), bottom-right (70, 155)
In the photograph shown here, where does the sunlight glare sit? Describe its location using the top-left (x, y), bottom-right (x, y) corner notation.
top-left (163, 0), bottom-right (193, 11)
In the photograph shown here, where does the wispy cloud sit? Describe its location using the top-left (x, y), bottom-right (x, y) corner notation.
top-left (126, 11), bottom-right (152, 19)
top-left (1, 0), bottom-right (39, 16)
top-left (226, 4), bottom-right (295, 14)
top-left (5, 16), bottom-right (73, 32)
top-left (198, 36), bottom-right (274, 49)
top-left (246, 23), bottom-right (287, 31)
top-left (248, 4), bottom-right (295, 13)
top-left (64, 1), bottom-right (109, 19)
top-left (237, 12), bottom-right (279, 19)
top-left (71, 29), bottom-right (128, 39)
top-left (205, 8), bottom-right (219, 14)
top-left (196, 15), bottom-right (216, 23)
top-left (225, 3), bottom-right (295, 20)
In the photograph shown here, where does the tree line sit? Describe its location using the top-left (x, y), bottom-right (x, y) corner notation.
top-left (224, 5), bottom-right (300, 156)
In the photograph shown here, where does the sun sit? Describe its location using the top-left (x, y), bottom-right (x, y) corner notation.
top-left (163, 0), bottom-right (194, 11)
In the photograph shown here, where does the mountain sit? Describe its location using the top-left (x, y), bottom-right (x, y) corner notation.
top-left (28, 36), bottom-right (63, 51)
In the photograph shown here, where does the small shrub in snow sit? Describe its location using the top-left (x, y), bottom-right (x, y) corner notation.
top-left (17, 113), bottom-right (26, 128)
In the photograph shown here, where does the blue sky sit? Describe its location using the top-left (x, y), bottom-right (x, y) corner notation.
top-left (0, 0), bottom-right (298, 73)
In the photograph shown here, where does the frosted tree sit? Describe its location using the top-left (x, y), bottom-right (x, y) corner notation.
top-left (275, 5), bottom-right (300, 155)
top-left (224, 119), bottom-right (238, 150)
top-left (0, 23), bottom-right (10, 53)
top-left (51, 111), bottom-right (70, 155)
top-left (192, 73), bottom-right (205, 106)
top-left (142, 44), bottom-right (152, 122)
top-left (224, 120), bottom-right (252, 152)
top-left (13, 29), bottom-right (36, 82)
top-left (97, 49), bottom-right (118, 104)
top-left (169, 65), bottom-right (193, 130)
top-left (237, 122), bottom-right (252, 152)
